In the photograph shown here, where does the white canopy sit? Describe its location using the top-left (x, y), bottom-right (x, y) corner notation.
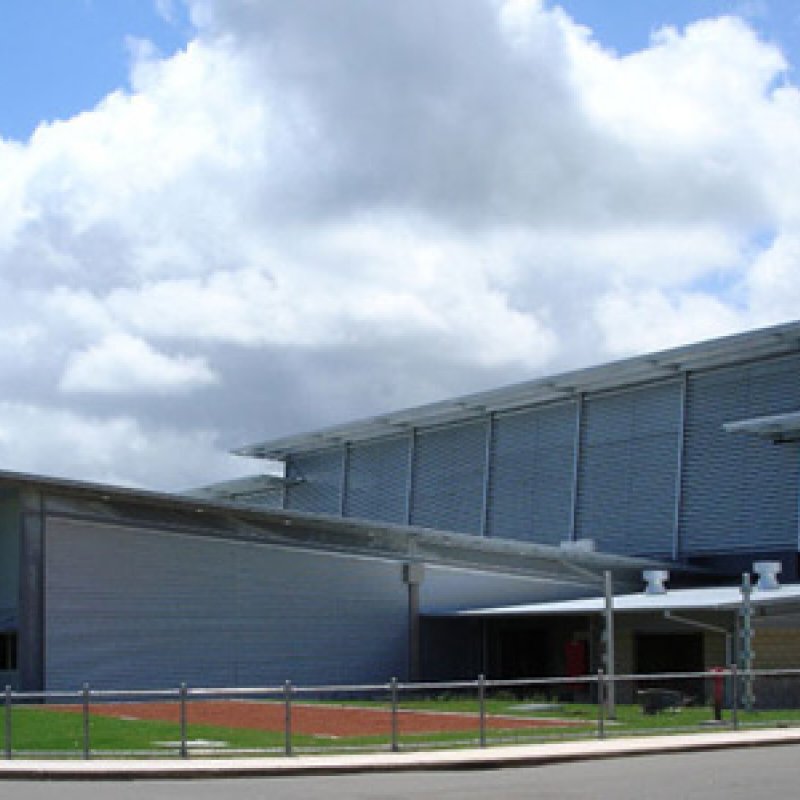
top-left (435, 583), bottom-right (800, 617)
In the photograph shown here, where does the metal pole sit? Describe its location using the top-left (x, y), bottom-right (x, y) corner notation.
top-left (671, 372), bottom-right (687, 560)
top-left (479, 415), bottom-right (494, 537)
top-left (739, 572), bottom-right (754, 710)
top-left (4, 685), bottom-right (11, 760)
top-left (284, 680), bottom-right (293, 756)
top-left (82, 683), bottom-right (90, 760)
top-left (597, 668), bottom-right (605, 739)
top-left (179, 683), bottom-right (188, 759)
top-left (731, 664), bottom-right (739, 731)
top-left (604, 570), bottom-right (616, 718)
top-left (478, 674), bottom-right (486, 748)
top-left (568, 394), bottom-right (583, 542)
top-left (390, 677), bottom-right (399, 752)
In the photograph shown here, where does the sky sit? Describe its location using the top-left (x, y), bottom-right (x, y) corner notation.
top-left (0, 0), bottom-right (799, 490)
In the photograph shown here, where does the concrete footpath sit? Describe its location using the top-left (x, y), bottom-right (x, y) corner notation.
top-left (2, 728), bottom-right (800, 780)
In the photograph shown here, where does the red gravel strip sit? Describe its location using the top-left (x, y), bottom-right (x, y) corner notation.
top-left (52, 701), bottom-right (583, 737)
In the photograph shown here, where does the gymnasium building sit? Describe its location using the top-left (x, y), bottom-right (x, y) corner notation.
top-left (3, 320), bottom-right (800, 696)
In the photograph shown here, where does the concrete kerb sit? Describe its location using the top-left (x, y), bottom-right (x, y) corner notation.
top-left (2, 728), bottom-right (800, 780)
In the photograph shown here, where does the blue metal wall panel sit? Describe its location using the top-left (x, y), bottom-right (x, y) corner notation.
top-left (680, 354), bottom-right (800, 555)
top-left (487, 402), bottom-right (576, 545)
top-left (576, 381), bottom-right (681, 557)
top-left (284, 449), bottom-right (343, 514)
top-left (411, 421), bottom-right (488, 535)
top-left (44, 518), bottom-right (409, 690)
top-left (0, 493), bottom-right (19, 628)
top-left (344, 436), bottom-right (409, 524)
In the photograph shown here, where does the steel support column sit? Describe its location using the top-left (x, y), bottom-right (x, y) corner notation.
top-left (569, 394), bottom-right (584, 542)
top-left (18, 489), bottom-right (45, 692)
top-left (672, 372), bottom-right (688, 560)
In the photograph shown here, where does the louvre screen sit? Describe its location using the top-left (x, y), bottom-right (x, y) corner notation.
top-left (285, 449), bottom-right (343, 514)
top-left (487, 401), bottom-right (577, 545)
top-left (680, 354), bottom-right (800, 555)
top-left (576, 380), bottom-right (682, 557)
top-left (411, 420), bottom-right (488, 534)
top-left (344, 436), bottom-right (410, 523)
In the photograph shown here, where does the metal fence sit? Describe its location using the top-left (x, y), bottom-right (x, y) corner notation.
top-left (4, 667), bottom-right (800, 759)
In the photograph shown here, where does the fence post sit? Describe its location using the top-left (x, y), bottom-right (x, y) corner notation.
top-left (597, 669), bottom-right (605, 739)
top-left (478, 674), bottom-right (486, 748)
top-left (390, 677), bottom-right (399, 752)
top-left (82, 683), bottom-right (91, 760)
top-left (4, 685), bottom-right (10, 760)
top-left (179, 683), bottom-right (188, 759)
top-left (284, 680), bottom-right (293, 756)
top-left (731, 664), bottom-right (739, 731)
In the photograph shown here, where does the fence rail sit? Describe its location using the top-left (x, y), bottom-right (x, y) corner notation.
top-left (4, 666), bottom-right (800, 760)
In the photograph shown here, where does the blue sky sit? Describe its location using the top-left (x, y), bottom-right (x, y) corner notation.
top-left (554, 0), bottom-right (799, 60)
top-left (1, 1), bottom-right (798, 141)
top-left (0, 0), bottom-right (192, 141)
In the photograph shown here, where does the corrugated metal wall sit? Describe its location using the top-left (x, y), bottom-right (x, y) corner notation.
top-left (273, 353), bottom-right (800, 561)
top-left (344, 436), bottom-right (409, 524)
top-left (410, 421), bottom-right (487, 534)
top-left (284, 450), bottom-right (343, 514)
top-left (576, 381), bottom-right (681, 557)
top-left (0, 492), bottom-right (19, 627)
top-left (44, 518), bottom-right (408, 690)
top-left (487, 402), bottom-right (576, 545)
top-left (680, 354), bottom-right (800, 554)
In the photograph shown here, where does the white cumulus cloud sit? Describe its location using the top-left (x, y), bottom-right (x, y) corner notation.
top-left (0, 0), bottom-right (798, 487)
top-left (60, 333), bottom-right (218, 395)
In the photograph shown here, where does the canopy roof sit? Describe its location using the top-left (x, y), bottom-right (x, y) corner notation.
top-left (723, 410), bottom-right (800, 443)
top-left (435, 583), bottom-right (800, 617)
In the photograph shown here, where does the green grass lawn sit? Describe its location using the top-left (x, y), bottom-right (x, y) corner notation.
top-left (1, 698), bottom-right (798, 758)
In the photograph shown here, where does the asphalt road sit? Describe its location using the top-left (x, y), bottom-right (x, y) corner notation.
top-left (1, 746), bottom-right (798, 799)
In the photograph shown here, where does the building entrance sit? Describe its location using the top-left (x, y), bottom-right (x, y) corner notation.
top-left (635, 632), bottom-right (703, 697)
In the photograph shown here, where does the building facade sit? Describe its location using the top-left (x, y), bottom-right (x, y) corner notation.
top-left (3, 321), bottom-right (800, 694)
top-left (238, 322), bottom-right (800, 577)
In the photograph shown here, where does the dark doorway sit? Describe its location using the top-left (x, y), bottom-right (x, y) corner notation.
top-left (494, 625), bottom-right (550, 679)
top-left (635, 632), bottom-right (703, 697)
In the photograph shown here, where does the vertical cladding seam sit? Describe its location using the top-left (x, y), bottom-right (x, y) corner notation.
top-left (672, 372), bottom-right (688, 561)
top-left (480, 414), bottom-right (494, 538)
top-left (569, 393), bottom-right (583, 544)
top-left (405, 429), bottom-right (415, 526)
top-left (339, 444), bottom-right (349, 517)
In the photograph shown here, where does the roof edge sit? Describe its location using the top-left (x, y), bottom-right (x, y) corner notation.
top-left (236, 319), bottom-right (800, 460)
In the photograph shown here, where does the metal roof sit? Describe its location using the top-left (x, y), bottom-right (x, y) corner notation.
top-left (439, 583), bottom-right (800, 617)
top-left (0, 469), bottom-right (674, 588)
top-left (187, 473), bottom-right (294, 501)
top-left (236, 319), bottom-right (800, 460)
top-left (723, 410), bottom-right (800, 443)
